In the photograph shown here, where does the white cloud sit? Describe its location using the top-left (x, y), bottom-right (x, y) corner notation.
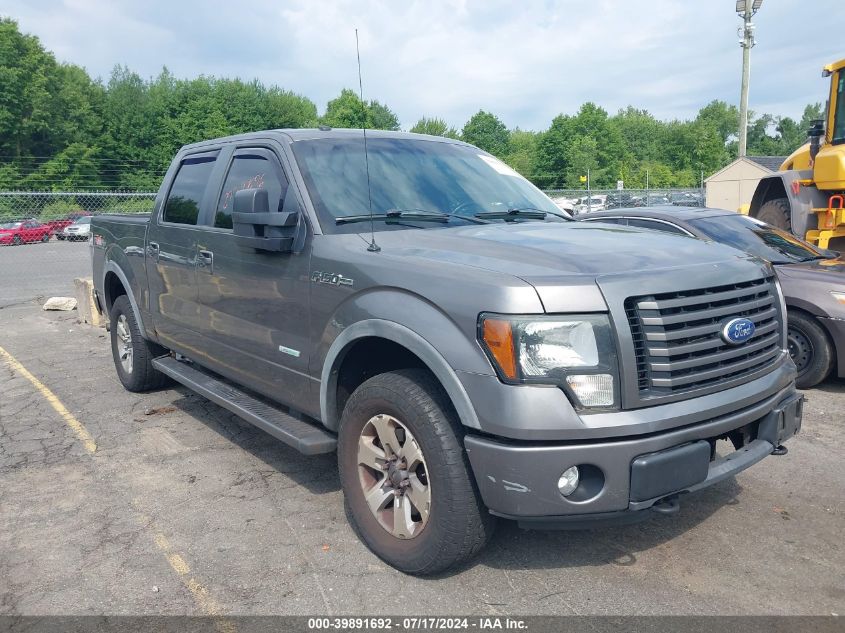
top-left (4, 0), bottom-right (843, 130)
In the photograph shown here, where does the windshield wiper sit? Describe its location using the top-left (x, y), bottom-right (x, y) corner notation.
top-left (474, 207), bottom-right (551, 220)
top-left (336, 208), bottom-right (488, 225)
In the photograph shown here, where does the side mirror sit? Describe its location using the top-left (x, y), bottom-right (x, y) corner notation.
top-left (232, 189), bottom-right (298, 253)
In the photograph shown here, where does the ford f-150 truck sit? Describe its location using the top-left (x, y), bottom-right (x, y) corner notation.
top-left (91, 129), bottom-right (803, 574)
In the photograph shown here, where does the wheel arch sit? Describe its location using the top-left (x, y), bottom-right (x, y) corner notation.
top-left (749, 170), bottom-right (827, 238)
top-left (102, 261), bottom-right (148, 339)
top-left (320, 320), bottom-right (481, 433)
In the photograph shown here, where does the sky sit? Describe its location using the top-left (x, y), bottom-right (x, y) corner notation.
top-left (4, 0), bottom-right (844, 131)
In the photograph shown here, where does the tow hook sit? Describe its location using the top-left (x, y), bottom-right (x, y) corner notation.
top-left (772, 445), bottom-right (789, 456)
top-left (651, 496), bottom-right (680, 516)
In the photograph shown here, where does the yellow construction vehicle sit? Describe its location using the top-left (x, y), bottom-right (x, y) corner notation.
top-left (749, 58), bottom-right (845, 250)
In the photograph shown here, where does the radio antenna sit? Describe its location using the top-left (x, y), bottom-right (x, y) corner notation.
top-left (355, 28), bottom-right (380, 253)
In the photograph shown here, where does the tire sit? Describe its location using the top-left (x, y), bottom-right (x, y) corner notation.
top-left (41, 233), bottom-right (49, 242)
top-left (12, 235), bottom-right (21, 246)
top-left (338, 369), bottom-right (494, 575)
top-left (109, 295), bottom-right (169, 392)
top-left (756, 197), bottom-right (792, 232)
top-left (787, 310), bottom-right (834, 388)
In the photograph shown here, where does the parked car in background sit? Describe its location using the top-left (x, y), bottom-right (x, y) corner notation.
top-left (0, 219), bottom-right (51, 245)
top-left (606, 192), bottom-right (645, 209)
top-left (580, 206), bottom-right (845, 388)
top-left (574, 195), bottom-right (607, 214)
top-left (61, 216), bottom-right (92, 241)
top-left (51, 212), bottom-right (92, 239)
top-left (670, 191), bottom-right (703, 207)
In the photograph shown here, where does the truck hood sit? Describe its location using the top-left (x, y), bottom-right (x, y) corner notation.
top-left (370, 222), bottom-right (763, 312)
top-left (371, 221), bottom-right (754, 276)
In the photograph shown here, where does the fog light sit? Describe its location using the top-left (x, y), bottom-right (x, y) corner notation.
top-left (558, 466), bottom-right (580, 496)
top-left (565, 374), bottom-right (614, 407)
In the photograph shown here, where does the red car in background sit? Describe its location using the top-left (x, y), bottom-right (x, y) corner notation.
top-left (0, 219), bottom-right (52, 245)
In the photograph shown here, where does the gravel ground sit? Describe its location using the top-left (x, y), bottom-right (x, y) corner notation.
top-left (0, 255), bottom-right (843, 616)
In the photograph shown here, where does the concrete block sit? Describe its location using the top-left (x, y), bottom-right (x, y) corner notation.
top-left (74, 277), bottom-right (106, 327)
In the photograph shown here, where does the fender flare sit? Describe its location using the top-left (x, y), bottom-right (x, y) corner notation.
top-left (749, 170), bottom-right (827, 238)
top-left (319, 319), bottom-right (481, 433)
top-left (102, 261), bottom-right (149, 339)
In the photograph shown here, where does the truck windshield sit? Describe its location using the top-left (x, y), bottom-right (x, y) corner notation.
top-left (689, 214), bottom-right (830, 264)
top-left (291, 137), bottom-right (569, 232)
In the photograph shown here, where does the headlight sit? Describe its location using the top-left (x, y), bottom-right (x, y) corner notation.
top-left (479, 314), bottom-right (618, 408)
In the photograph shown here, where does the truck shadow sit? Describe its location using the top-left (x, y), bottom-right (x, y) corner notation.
top-left (472, 480), bottom-right (743, 574)
top-left (168, 385), bottom-right (748, 574)
top-left (168, 388), bottom-right (340, 496)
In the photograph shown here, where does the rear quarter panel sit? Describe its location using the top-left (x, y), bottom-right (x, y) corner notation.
top-left (92, 214), bottom-right (153, 333)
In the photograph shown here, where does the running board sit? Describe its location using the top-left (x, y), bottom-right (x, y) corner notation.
top-left (152, 356), bottom-right (336, 455)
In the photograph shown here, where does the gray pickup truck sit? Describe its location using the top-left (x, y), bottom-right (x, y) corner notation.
top-left (92, 129), bottom-right (803, 574)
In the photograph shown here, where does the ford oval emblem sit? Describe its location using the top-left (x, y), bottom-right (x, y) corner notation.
top-left (721, 317), bottom-right (756, 345)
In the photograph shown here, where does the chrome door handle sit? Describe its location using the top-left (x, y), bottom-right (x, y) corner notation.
top-left (198, 249), bottom-right (214, 274)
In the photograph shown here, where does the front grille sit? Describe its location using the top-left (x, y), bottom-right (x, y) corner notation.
top-left (626, 277), bottom-right (782, 396)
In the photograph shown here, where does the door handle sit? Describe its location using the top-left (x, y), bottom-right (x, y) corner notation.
top-left (147, 242), bottom-right (160, 259)
top-left (197, 249), bottom-right (214, 274)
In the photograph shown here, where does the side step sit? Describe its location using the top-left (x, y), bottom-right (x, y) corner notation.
top-left (152, 356), bottom-right (336, 455)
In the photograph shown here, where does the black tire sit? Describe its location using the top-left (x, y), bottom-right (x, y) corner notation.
top-left (756, 197), bottom-right (792, 232)
top-left (787, 310), bottom-right (834, 388)
top-left (12, 235), bottom-right (21, 246)
top-left (338, 369), bottom-right (494, 575)
top-left (109, 295), bottom-right (169, 392)
top-left (41, 233), bottom-right (49, 242)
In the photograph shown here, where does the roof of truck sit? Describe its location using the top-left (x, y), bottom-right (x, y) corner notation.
top-left (182, 128), bottom-right (472, 151)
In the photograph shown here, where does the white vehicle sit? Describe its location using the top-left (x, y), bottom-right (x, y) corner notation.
top-left (62, 216), bottom-right (92, 241)
top-left (574, 195), bottom-right (607, 215)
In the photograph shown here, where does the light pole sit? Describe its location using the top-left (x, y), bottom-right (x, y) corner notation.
top-left (737, 0), bottom-right (762, 157)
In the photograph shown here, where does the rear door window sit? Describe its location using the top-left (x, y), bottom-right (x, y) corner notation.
top-left (163, 155), bottom-right (217, 225)
top-left (215, 151), bottom-right (288, 229)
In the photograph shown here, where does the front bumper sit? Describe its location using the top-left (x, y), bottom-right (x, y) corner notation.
top-left (465, 387), bottom-right (803, 525)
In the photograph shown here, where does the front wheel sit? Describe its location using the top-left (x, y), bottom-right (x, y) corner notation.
top-left (12, 235), bottom-right (21, 246)
top-left (787, 311), bottom-right (834, 388)
top-left (41, 233), bottom-right (49, 242)
top-left (338, 369), bottom-right (494, 575)
top-left (109, 295), bottom-right (169, 392)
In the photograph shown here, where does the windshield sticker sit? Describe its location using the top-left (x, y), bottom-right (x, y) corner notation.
top-left (478, 154), bottom-right (521, 178)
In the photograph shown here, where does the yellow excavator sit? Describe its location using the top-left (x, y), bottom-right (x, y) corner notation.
top-left (749, 58), bottom-right (845, 250)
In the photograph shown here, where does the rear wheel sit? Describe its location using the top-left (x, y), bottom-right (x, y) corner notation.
top-left (12, 235), bottom-right (21, 246)
top-left (787, 311), bottom-right (834, 388)
top-left (756, 197), bottom-right (792, 232)
top-left (109, 295), bottom-right (169, 392)
top-left (338, 369), bottom-right (494, 575)
top-left (41, 233), bottom-right (49, 242)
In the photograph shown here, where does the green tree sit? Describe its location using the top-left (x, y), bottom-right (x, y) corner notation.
top-left (409, 116), bottom-right (459, 138)
top-left (461, 110), bottom-right (510, 157)
top-left (321, 89), bottom-right (399, 130)
top-left (504, 129), bottom-right (538, 179)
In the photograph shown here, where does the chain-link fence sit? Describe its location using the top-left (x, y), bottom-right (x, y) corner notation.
top-left (542, 188), bottom-right (705, 215)
top-left (0, 187), bottom-right (705, 308)
top-left (0, 192), bottom-right (156, 307)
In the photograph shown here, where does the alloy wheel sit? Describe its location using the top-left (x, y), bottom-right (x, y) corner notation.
top-left (357, 414), bottom-right (430, 539)
top-left (116, 314), bottom-right (134, 374)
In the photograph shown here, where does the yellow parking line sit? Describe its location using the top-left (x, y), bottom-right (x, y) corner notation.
top-left (0, 345), bottom-right (234, 630)
top-left (0, 345), bottom-right (97, 453)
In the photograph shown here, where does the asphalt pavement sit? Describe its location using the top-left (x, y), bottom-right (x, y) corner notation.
top-left (0, 244), bottom-right (843, 616)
